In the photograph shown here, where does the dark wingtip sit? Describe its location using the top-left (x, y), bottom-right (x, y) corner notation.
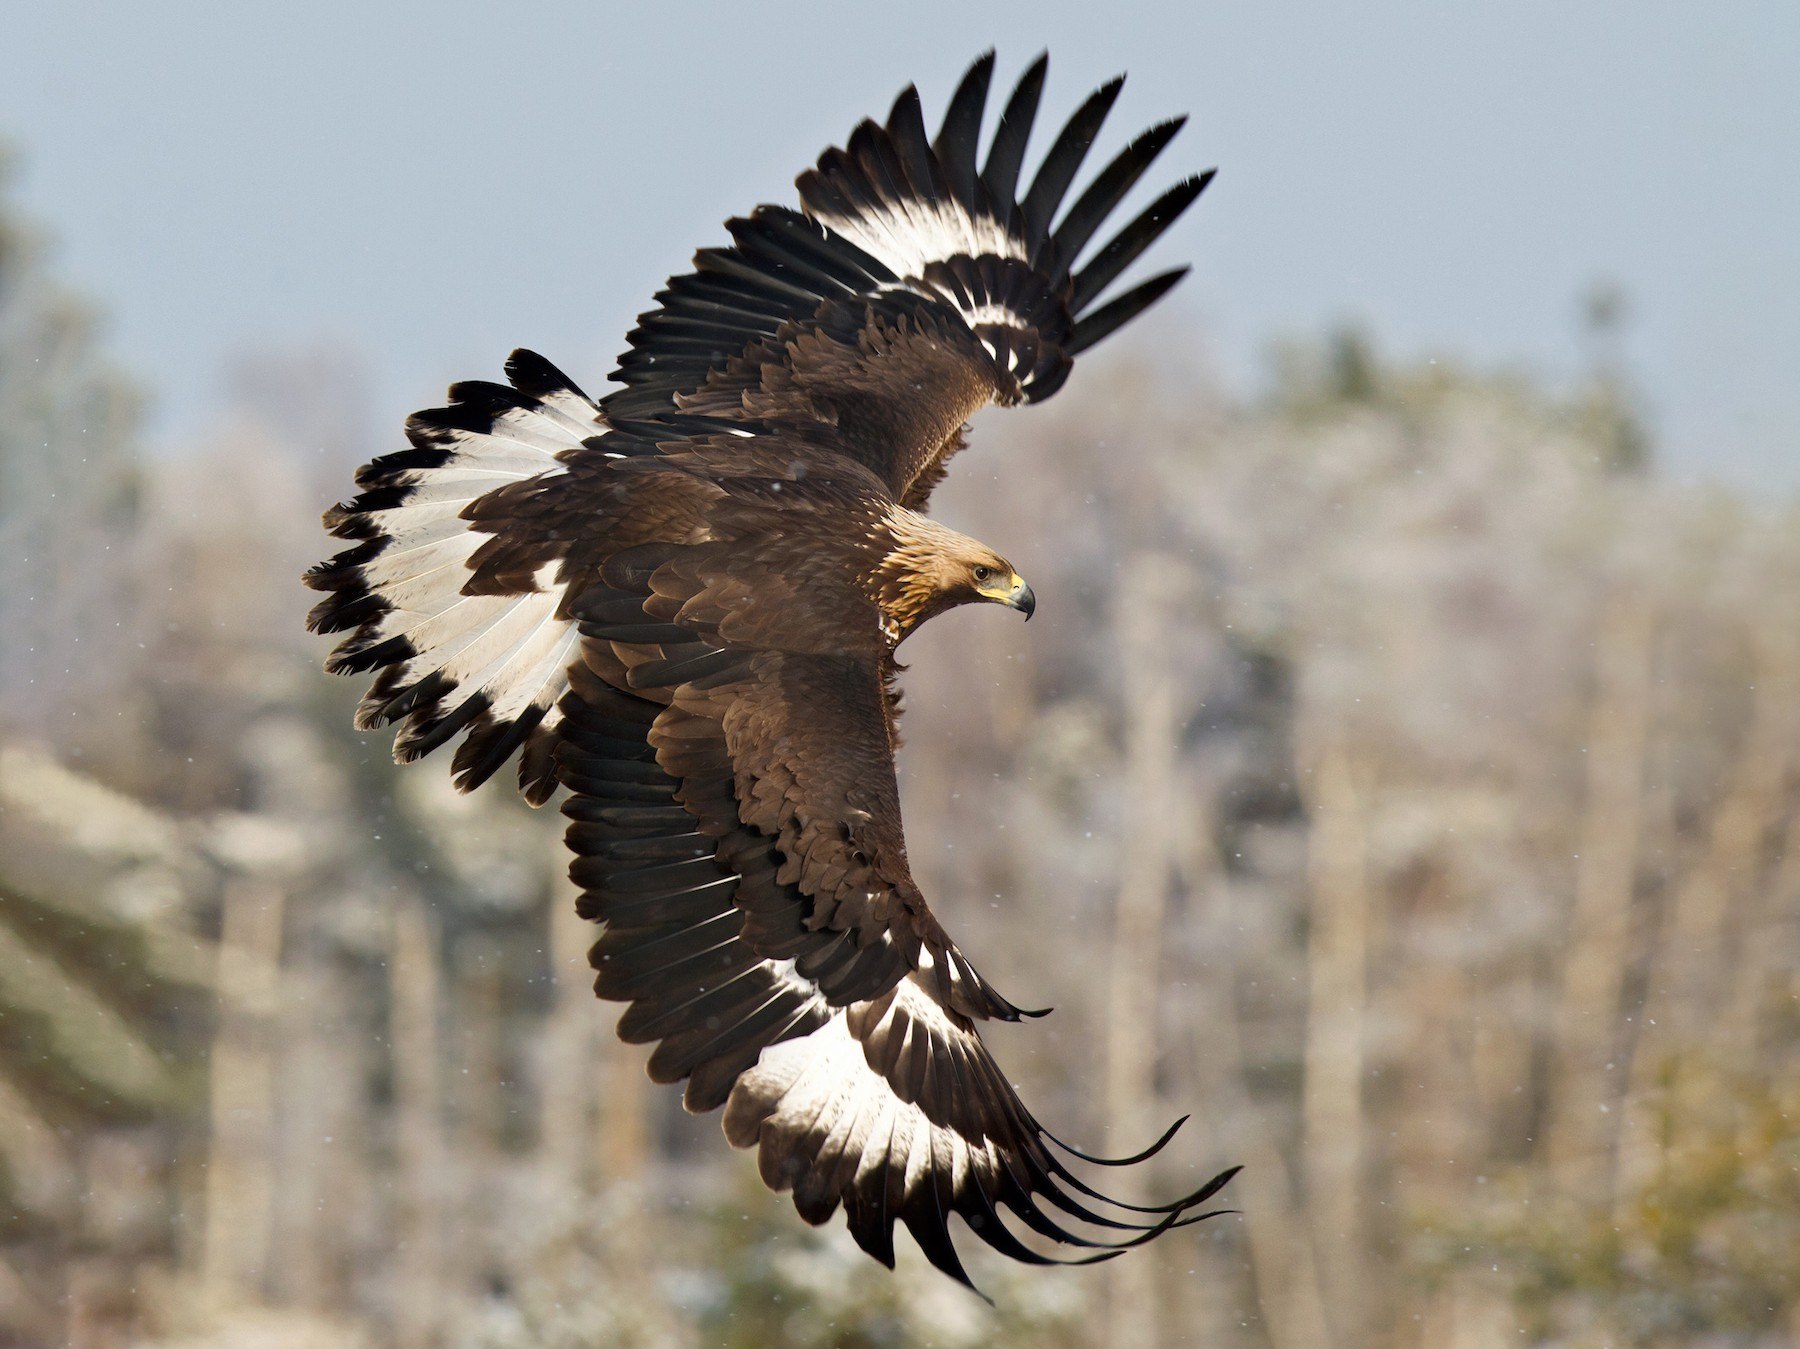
top-left (1046, 1113), bottom-right (1189, 1167)
top-left (1048, 114), bottom-right (1195, 268)
top-left (1067, 266), bottom-right (1191, 356)
top-left (505, 347), bottom-right (591, 401)
top-left (1202, 1163), bottom-right (1244, 1194)
top-left (1018, 71), bottom-right (1128, 246)
top-left (1136, 1162), bottom-right (1243, 1214)
top-left (1068, 168), bottom-right (1214, 315)
top-left (1068, 1248), bottom-right (1128, 1267)
top-left (1167, 1207), bottom-right (1240, 1230)
top-left (889, 82), bottom-right (924, 127)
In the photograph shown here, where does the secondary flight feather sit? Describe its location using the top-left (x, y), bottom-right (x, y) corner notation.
top-left (307, 50), bottom-right (1236, 1286)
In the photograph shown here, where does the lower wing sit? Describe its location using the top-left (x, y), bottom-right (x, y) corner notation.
top-left (564, 589), bottom-right (1239, 1287)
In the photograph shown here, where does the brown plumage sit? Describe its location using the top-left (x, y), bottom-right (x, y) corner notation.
top-left (306, 51), bottom-right (1234, 1288)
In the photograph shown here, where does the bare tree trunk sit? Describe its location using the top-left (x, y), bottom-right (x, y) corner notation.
top-left (1718, 812), bottom-right (1800, 1055)
top-left (595, 1021), bottom-right (652, 1194)
top-left (1183, 860), bottom-right (1332, 1349)
top-left (270, 948), bottom-right (350, 1312)
top-left (1543, 595), bottom-right (1653, 1197)
top-left (1100, 557), bottom-right (1183, 1349)
top-left (1615, 623), bottom-right (1799, 1202)
top-left (200, 875), bottom-right (286, 1303)
top-left (1299, 738), bottom-right (1370, 1347)
top-left (390, 890), bottom-right (444, 1349)
top-left (0, 1251), bottom-right (62, 1348)
top-left (446, 933), bottom-right (508, 1308)
top-left (543, 870), bottom-right (598, 1192)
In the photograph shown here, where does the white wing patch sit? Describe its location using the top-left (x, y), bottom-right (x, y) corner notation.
top-left (710, 961), bottom-right (1237, 1283)
top-left (348, 470), bottom-right (573, 747)
top-left (724, 977), bottom-right (1003, 1204)
top-left (809, 198), bottom-right (1026, 285)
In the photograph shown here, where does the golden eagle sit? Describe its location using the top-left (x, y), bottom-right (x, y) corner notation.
top-left (308, 51), bottom-right (1236, 1285)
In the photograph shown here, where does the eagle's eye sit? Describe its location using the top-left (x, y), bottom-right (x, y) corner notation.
top-left (972, 565), bottom-right (993, 583)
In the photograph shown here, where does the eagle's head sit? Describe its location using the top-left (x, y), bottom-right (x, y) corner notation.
top-left (868, 508), bottom-right (1035, 644)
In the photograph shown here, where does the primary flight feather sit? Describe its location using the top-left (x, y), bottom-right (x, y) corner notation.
top-left (307, 50), bottom-right (1236, 1286)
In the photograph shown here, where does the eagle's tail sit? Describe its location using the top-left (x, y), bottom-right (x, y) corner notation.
top-left (304, 350), bottom-right (599, 804)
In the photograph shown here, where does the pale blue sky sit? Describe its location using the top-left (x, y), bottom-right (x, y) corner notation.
top-left (6, 1), bottom-right (1797, 485)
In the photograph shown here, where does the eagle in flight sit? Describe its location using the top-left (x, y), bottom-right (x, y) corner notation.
top-left (308, 51), bottom-right (1236, 1286)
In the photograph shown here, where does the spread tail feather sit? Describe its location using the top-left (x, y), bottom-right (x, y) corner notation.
top-left (305, 350), bottom-right (601, 803)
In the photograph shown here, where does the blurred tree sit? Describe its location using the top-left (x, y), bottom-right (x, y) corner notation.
top-left (1578, 280), bottom-right (1651, 473)
top-left (1327, 328), bottom-right (1380, 405)
top-left (0, 744), bottom-right (213, 1345)
top-left (0, 147), bottom-right (145, 771)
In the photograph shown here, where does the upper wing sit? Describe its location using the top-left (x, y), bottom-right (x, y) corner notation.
top-left (563, 557), bottom-right (1237, 1283)
top-left (603, 51), bottom-right (1213, 510)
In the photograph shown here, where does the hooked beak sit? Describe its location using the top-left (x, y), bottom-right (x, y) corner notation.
top-left (1004, 575), bottom-right (1036, 621)
top-left (976, 570), bottom-right (1037, 620)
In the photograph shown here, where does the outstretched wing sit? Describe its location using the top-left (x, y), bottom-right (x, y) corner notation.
top-left (565, 563), bottom-right (1237, 1284)
top-left (604, 50), bottom-right (1213, 510)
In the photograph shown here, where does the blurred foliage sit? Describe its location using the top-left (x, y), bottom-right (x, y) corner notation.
top-left (1422, 1062), bottom-right (1800, 1345)
top-left (453, 1175), bottom-right (1082, 1349)
top-left (0, 882), bottom-right (204, 1127)
top-left (0, 746), bottom-right (214, 1342)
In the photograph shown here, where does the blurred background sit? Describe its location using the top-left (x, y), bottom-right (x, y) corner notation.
top-left (3, 4), bottom-right (1798, 1346)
